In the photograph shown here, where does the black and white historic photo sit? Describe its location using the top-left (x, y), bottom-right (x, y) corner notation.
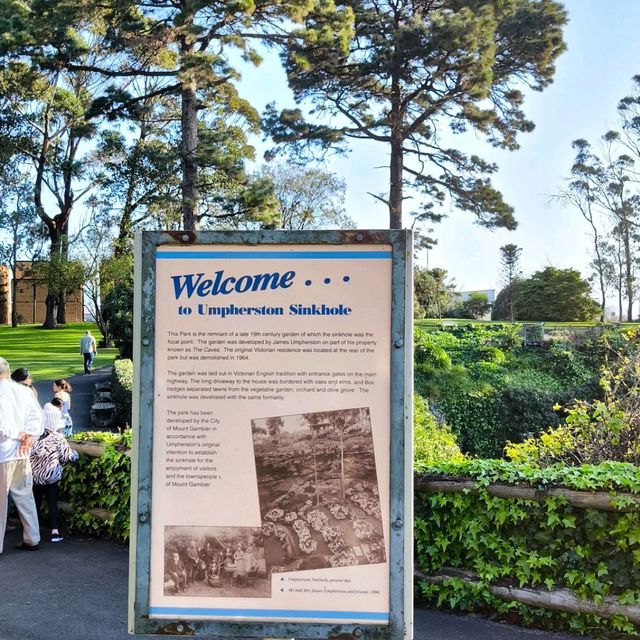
top-left (163, 526), bottom-right (270, 598)
top-left (251, 407), bottom-right (386, 573)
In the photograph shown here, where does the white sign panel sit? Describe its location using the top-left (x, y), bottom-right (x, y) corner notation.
top-left (147, 244), bottom-right (393, 625)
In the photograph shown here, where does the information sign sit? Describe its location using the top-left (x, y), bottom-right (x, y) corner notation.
top-left (129, 231), bottom-right (412, 640)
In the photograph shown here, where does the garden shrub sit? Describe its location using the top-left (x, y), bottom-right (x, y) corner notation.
top-left (415, 459), bottom-right (640, 637)
top-left (437, 386), bottom-right (568, 457)
top-left (414, 329), bottom-right (455, 370)
top-left (545, 338), bottom-right (594, 385)
top-left (414, 324), bottom-right (609, 458)
top-left (506, 338), bottom-right (640, 466)
top-left (414, 395), bottom-right (465, 468)
top-left (111, 358), bottom-right (133, 429)
top-left (59, 430), bottom-right (131, 540)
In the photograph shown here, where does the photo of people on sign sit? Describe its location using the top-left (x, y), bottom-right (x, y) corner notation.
top-left (251, 407), bottom-right (385, 573)
top-left (163, 526), bottom-right (270, 598)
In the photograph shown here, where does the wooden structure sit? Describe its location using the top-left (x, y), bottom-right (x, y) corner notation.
top-left (2, 261), bottom-right (84, 324)
top-left (416, 471), bottom-right (640, 626)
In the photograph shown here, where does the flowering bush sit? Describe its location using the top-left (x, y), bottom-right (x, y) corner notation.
top-left (329, 550), bottom-right (357, 567)
top-left (265, 508), bottom-right (285, 522)
top-left (274, 524), bottom-right (288, 541)
top-left (262, 522), bottom-right (275, 537)
top-left (290, 519), bottom-right (317, 554)
top-left (322, 525), bottom-right (346, 553)
top-left (347, 490), bottom-right (382, 519)
top-left (352, 519), bottom-right (376, 541)
top-left (306, 509), bottom-right (329, 532)
top-left (329, 504), bottom-right (350, 520)
top-left (364, 542), bottom-right (385, 563)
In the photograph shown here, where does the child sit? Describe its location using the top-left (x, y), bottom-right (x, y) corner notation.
top-left (30, 411), bottom-right (79, 543)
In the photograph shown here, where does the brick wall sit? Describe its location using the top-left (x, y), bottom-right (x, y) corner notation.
top-left (3, 262), bottom-right (84, 325)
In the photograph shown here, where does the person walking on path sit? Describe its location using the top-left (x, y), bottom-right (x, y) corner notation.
top-left (30, 409), bottom-right (79, 543)
top-left (0, 356), bottom-right (44, 553)
top-left (80, 330), bottom-right (97, 375)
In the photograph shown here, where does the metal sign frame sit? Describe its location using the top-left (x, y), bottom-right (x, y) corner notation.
top-left (129, 229), bottom-right (413, 640)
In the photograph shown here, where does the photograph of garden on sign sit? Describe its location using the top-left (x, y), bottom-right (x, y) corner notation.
top-left (251, 407), bottom-right (386, 573)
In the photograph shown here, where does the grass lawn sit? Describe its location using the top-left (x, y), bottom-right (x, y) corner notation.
top-left (0, 322), bottom-right (119, 381)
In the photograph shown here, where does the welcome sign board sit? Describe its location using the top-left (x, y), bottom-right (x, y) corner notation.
top-left (129, 231), bottom-right (413, 640)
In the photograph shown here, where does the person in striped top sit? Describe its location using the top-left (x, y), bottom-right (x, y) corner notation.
top-left (30, 407), bottom-right (79, 543)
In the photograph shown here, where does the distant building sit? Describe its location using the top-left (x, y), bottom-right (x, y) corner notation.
top-left (457, 289), bottom-right (496, 303)
top-left (0, 261), bottom-right (84, 325)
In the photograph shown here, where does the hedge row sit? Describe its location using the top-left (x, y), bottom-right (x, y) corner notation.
top-left (59, 431), bottom-right (131, 540)
top-left (111, 358), bottom-right (133, 430)
top-left (415, 460), bottom-right (640, 637)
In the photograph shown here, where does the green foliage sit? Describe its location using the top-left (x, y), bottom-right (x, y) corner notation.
top-left (459, 292), bottom-right (491, 320)
top-left (255, 162), bottom-right (354, 230)
top-left (415, 460), bottom-right (640, 636)
top-left (414, 330), bottom-right (454, 371)
top-left (414, 395), bottom-right (465, 469)
top-left (269, 0), bottom-right (567, 229)
top-left (60, 431), bottom-right (131, 540)
top-left (111, 358), bottom-right (133, 430)
top-left (103, 275), bottom-right (133, 359)
top-left (507, 328), bottom-right (640, 466)
top-left (492, 281), bottom-right (523, 321)
top-left (515, 267), bottom-right (601, 322)
top-left (29, 254), bottom-right (87, 300)
top-left (414, 324), bottom-right (606, 457)
top-left (439, 385), bottom-right (566, 458)
top-left (414, 267), bottom-right (457, 319)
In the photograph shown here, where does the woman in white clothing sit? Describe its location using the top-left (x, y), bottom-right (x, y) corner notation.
top-left (52, 379), bottom-right (73, 436)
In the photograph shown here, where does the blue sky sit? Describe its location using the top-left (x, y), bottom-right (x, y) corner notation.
top-left (236, 0), bottom-right (640, 298)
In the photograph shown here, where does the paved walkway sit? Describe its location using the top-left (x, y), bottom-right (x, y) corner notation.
top-left (0, 528), bottom-right (583, 640)
top-left (33, 366), bottom-right (113, 432)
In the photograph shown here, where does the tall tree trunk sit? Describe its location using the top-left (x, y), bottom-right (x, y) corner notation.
top-left (10, 271), bottom-right (17, 328)
top-left (57, 292), bottom-right (67, 324)
top-left (43, 293), bottom-right (58, 329)
top-left (389, 130), bottom-right (403, 229)
top-left (388, 69), bottom-right (403, 230)
top-left (588, 224), bottom-right (606, 322)
top-left (615, 234), bottom-right (624, 321)
top-left (55, 224), bottom-right (70, 324)
top-left (622, 222), bottom-right (634, 321)
top-left (181, 65), bottom-right (199, 231)
top-left (10, 240), bottom-right (18, 327)
top-left (116, 126), bottom-right (147, 255)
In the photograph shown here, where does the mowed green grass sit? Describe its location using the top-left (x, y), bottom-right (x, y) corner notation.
top-left (0, 322), bottom-right (118, 381)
